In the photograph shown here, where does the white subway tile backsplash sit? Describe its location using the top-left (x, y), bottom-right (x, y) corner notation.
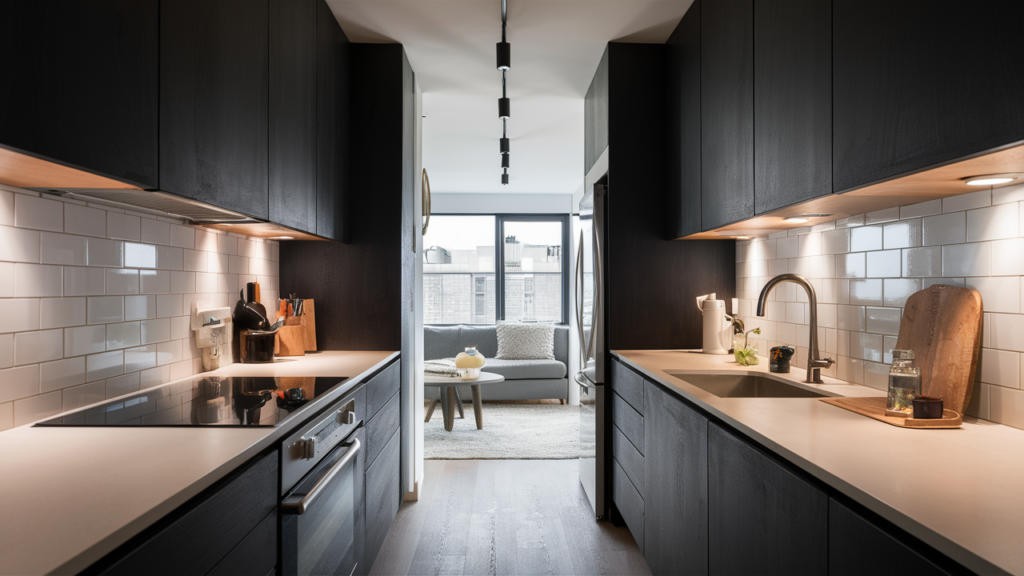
top-left (39, 357), bottom-right (86, 393)
top-left (156, 245), bottom-right (183, 270)
top-left (990, 314), bottom-right (1024, 352)
top-left (15, 329), bottom-right (63, 365)
top-left (850, 226), bottom-right (882, 252)
top-left (883, 279), bottom-right (921, 308)
top-left (943, 243), bottom-right (991, 277)
top-left (0, 365), bottom-right (39, 403)
top-left (14, 264), bottom-right (62, 297)
top-left (821, 229), bottom-right (850, 254)
top-left (837, 305), bottom-right (865, 331)
top-left (922, 212), bottom-right (966, 246)
top-left (13, 391), bottom-right (62, 426)
top-left (852, 332), bottom-right (884, 362)
top-left (64, 204), bottom-right (106, 237)
top-left (866, 207), bottom-right (900, 224)
top-left (124, 243), bottom-right (156, 269)
top-left (170, 271), bottom-right (195, 294)
top-left (777, 236), bottom-right (799, 259)
top-left (156, 339), bottom-right (182, 366)
top-left (882, 219), bottom-right (921, 250)
top-left (863, 362), bottom-right (890, 391)
top-left (106, 212), bottom-right (140, 241)
top-left (105, 268), bottom-right (139, 295)
top-left (40, 232), bottom-right (87, 265)
top-left (141, 318), bottom-right (170, 345)
top-left (140, 220), bottom-right (170, 245)
top-left (0, 263), bottom-right (12, 298)
top-left (105, 321), bottom-right (141, 350)
top-left (0, 299), bottom-right (41, 333)
top-left (992, 183), bottom-right (1024, 205)
top-left (991, 238), bottom-right (1024, 277)
top-left (86, 350), bottom-right (123, 382)
top-left (87, 296), bottom-right (123, 324)
top-left (990, 386), bottom-right (1024, 430)
top-left (140, 270), bottom-right (170, 294)
top-left (981, 348), bottom-right (1021, 389)
top-left (14, 195), bottom-right (63, 232)
top-left (967, 277), bottom-right (1021, 314)
top-left (866, 250), bottom-right (901, 278)
top-left (169, 224), bottom-right (195, 249)
top-left (64, 266), bottom-right (105, 296)
top-left (124, 345), bottom-right (157, 373)
top-left (902, 247), bottom-right (942, 277)
top-left (170, 316), bottom-right (189, 340)
top-left (835, 215), bottom-right (865, 229)
top-left (105, 372), bottom-right (140, 398)
top-left (140, 365), bottom-right (169, 389)
top-left (183, 249), bottom-right (208, 272)
top-left (40, 298), bottom-right (86, 329)
top-left (943, 189), bottom-right (990, 213)
top-left (63, 381), bottom-right (106, 411)
top-left (850, 279), bottom-right (883, 306)
top-left (822, 279), bottom-right (850, 305)
top-left (923, 277), bottom-right (965, 289)
top-left (64, 325), bottom-right (106, 357)
top-left (0, 189), bottom-right (13, 226)
top-left (87, 238), bottom-right (123, 267)
top-left (967, 203), bottom-right (1019, 242)
top-left (0, 225), bottom-right (41, 263)
top-left (866, 307), bottom-right (902, 336)
top-left (0, 403), bottom-right (11, 431)
top-left (125, 295), bottom-right (157, 320)
top-left (0, 334), bottom-right (11, 369)
top-left (798, 233), bottom-right (822, 257)
top-left (157, 294), bottom-right (182, 318)
top-left (836, 253), bottom-right (866, 278)
top-left (217, 234), bottom-right (236, 255)
top-left (900, 199), bottom-right (942, 220)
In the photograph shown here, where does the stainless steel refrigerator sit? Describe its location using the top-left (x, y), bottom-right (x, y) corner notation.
top-left (576, 182), bottom-right (607, 519)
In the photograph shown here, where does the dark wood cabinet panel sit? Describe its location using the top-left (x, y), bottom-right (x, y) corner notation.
top-left (269, 0), bottom-right (317, 234)
top-left (643, 381), bottom-right (708, 576)
top-left (700, 0), bottom-right (754, 231)
top-left (0, 0), bottom-right (158, 189)
top-left (708, 423), bottom-right (826, 575)
top-left (584, 47), bottom-right (609, 177)
top-left (833, 0), bottom-right (1024, 193)
top-left (315, 0), bottom-right (351, 241)
top-left (829, 498), bottom-right (949, 576)
top-left (160, 0), bottom-right (269, 220)
top-left (753, 0), bottom-right (831, 214)
top-left (612, 424), bottom-right (644, 498)
top-left (208, 511), bottom-right (277, 576)
top-left (365, 428), bottom-right (401, 572)
top-left (611, 458), bottom-right (644, 553)
top-left (100, 450), bottom-right (278, 576)
top-left (609, 358), bottom-right (644, 414)
top-left (366, 360), bottom-right (401, 422)
top-left (611, 392), bottom-right (644, 456)
top-left (666, 0), bottom-right (702, 238)
top-left (365, 391), bottom-right (400, 471)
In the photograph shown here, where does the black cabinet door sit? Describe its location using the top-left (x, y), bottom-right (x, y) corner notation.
top-left (833, 0), bottom-right (1024, 193)
top-left (701, 0), bottom-right (754, 231)
top-left (160, 0), bottom-right (269, 220)
top-left (708, 423), bottom-right (826, 575)
top-left (316, 0), bottom-right (351, 241)
top-left (643, 382), bottom-right (708, 576)
top-left (753, 0), bottom-right (831, 214)
top-left (666, 0), bottom-right (702, 238)
top-left (0, 0), bottom-right (158, 189)
top-left (269, 0), bottom-right (317, 234)
top-left (829, 498), bottom-right (949, 576)
top-left (364, 428), bottom-right (401, 574)
top-left (584, 47), bottom-right (609, 178)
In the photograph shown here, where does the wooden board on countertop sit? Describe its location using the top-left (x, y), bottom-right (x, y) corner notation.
top-left (821, 396), bottom-right (962, 429)
top-left (895, 285), bottom-right (983, 415)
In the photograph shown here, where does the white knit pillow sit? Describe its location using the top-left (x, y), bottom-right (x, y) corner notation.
top-left (495, 322), bottom-right (556, 360)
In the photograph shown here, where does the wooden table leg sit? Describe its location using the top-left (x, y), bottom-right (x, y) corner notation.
top-left (454, 386), bottom-right (465, 418)
top-left (424, 399), bottom-right (439, 423)
top-left (472, 384), bottom-right (483, 430)
top-left (444, 386), bottom-right (456, 432)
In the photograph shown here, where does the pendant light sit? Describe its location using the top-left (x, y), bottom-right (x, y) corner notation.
top-left (497, 0), bottom-right (511, 184)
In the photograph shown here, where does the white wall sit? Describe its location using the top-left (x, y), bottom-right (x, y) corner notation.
top-left (430, 192), bottom-right (573, 215)
top-left (0, 183), bottom-right (280, 430)
top-left (735, 185), bottom-right (1024, 429)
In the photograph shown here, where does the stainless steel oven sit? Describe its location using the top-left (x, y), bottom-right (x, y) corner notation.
top-left (281, 395), bottom-right (363, 576)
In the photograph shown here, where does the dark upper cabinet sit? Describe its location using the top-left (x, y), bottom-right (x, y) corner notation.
top-left (829, 498), bottom-right (949, 576)
top-left (0, 0), bottom-right (158, 189)
top-left (833, 0), bottom-right (1024, 193)
top-left (316, 0), bottom-right (351, 241)
top-left (643, 381), bottom-right (708, 576)
top-left (160, 0), bottom-right (270, 220)
top-left (700, 0), bottom-right (754, 231)
top-left (666, 0), bottom-right (702, 239)
top-left (269, 0), bottom-right (317, 235)
top-left (753, 0), bottom-right (831, 214)
top-left (584, 47), bottom-right (609, 178)
top-left (708, 422), bottom-right (827, 575)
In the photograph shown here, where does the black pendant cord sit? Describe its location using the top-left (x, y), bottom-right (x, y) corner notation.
top-left (500, 0), bottom-right (509, 184)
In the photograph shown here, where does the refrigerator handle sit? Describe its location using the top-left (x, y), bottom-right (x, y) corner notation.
top-left (587, 223), bottom-right (603, 364)
top-left (574, 231), bottom-right (586, 366)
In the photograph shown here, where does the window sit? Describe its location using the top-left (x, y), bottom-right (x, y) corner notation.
top-left (423, 214), bottom-right (569, 324)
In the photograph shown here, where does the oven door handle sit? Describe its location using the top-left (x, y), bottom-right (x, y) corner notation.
top-left (282, 438), bottom-right (361, 515)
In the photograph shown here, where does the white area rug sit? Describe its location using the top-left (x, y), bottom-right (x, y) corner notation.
top-left (424, 403), bottom-right (580, 460)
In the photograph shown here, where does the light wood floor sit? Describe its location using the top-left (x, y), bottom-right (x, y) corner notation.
top-left (369, 460), bottom-right (651, 576)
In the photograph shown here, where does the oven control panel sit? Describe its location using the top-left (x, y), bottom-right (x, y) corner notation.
top-left (281, 395), bottom-right (361, 494)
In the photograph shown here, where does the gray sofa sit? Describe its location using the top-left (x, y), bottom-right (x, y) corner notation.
top-left (424, 324), bottom-right (569, 401)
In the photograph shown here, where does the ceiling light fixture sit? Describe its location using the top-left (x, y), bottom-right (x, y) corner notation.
top-left (269, 236), bottom-right (294, 240)
top-left (497, 0), bottom-right (511, 185)
top-left (783, 217), bottom-right (809, 224)
top-left (963, 174), bottom-right (1018, 186)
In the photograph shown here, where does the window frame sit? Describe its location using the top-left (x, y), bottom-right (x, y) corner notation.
top-left (424, 212), bottom-right (571, 325)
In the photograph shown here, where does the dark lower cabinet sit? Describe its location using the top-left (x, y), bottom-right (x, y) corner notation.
top-left (708, 422), bottom-right (827, 576)
top-left (97, 450), bottom-right (279, 576)
top-left (833, 0), bottom-right (1024, 193)
top-left (0, 0), bottom-right (159, 188)
top-left (700, 0), bottom-right (754, 231)
top-left (269, 0), bottom-right (317, 234)
top-left (160, 0), bottom-right (270, 220)
top-left (753, 0), bottom-right (831, 214)
top-left (829, 498), bottom-right (949, 576)
top-left (364, 428), bottom-right (401, 574)
top-left (643, 381), bottom-right (708, 576)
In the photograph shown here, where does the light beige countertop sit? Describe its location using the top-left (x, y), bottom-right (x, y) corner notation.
top-left (614, 350), bottom-right (1024, 576)
top-left (0, 350), bottom-right (398, 576)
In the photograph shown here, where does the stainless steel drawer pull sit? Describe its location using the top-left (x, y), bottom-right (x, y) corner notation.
top-left (283, 438), bottom-right (361, 515)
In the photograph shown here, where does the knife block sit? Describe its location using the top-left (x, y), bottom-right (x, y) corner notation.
top-left (275, 299), bottom-right (317, 353)
top-left (276, 326), bottom-right (306, 356)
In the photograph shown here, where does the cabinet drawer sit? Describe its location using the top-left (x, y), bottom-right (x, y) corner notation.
top-left (612, 392), bottom-right (644, 456)
top-left (612, 424), bottom-right (644, 498)
top-left (209, 511), bottom-right (277, 576)
top-left (101, 450), bottom-right (278, 575)
top-left (365, 428), bottom-right (401, 572)
top-left (365, 390), bottom-right (400, 471)
top-left (610, 358), bottom-right (644, 414)
top-left (366, 360), bottom-right (400, 421)
top-left (829, 498), bottom-right (948, 576)
top-left (612, 458), bottom-right (644, 553)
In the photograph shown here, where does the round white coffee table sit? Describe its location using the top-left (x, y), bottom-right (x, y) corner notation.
top-left (424, 371), bottom-right (505, 431)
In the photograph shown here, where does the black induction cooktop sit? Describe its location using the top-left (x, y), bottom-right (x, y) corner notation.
top-left (36, 375), bottom-right (349, 427)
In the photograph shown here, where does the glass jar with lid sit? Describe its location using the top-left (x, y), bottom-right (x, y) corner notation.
top-left (886, 349), bottom-right (922, 417)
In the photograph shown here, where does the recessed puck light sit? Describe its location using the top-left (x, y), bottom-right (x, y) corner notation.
top-left (783, 217), bottom-right (809, 224)
top-left (963, 174), bottom-right (1018, 186)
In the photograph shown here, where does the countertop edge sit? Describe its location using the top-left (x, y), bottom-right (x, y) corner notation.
top-left (611, 350), bottom-right (1008, 576)
top-left (47, 351), bottom-right (400, 576)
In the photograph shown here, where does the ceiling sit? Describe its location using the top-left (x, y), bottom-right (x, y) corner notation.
top-left (327, 0), bottom-right (693, 195)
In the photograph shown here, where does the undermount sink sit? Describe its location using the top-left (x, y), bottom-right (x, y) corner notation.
top-left (666, 372), bottom-right (836, 399)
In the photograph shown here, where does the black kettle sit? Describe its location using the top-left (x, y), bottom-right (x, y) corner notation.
top-left (233, 287), bottom-right (270, 331)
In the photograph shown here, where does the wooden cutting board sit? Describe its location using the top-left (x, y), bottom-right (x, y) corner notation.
top-left (894, 284), bottom-right (983, 414)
